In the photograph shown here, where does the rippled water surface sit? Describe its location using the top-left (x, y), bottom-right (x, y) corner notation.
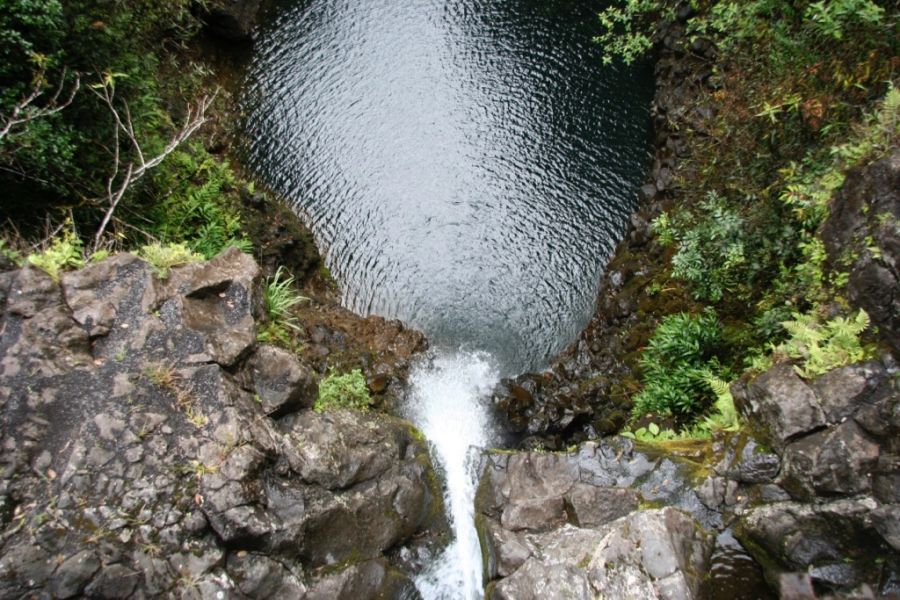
top-left (243, 0), bottom-right (652, 374)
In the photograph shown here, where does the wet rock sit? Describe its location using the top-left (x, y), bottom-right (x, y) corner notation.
top-left (778, 420), bottom-right (880, 500)
top-left (241, 344), bottom-right (317, 415)
top-left (199, 0), bottom-right (262, 40)
top-left (737, 497), bottom-right (896, 595)
top-left (732, 365), bottom-right (826, 449)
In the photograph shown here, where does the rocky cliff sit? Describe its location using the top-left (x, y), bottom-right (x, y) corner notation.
top-left (0, 249), bottom-right (442, 598)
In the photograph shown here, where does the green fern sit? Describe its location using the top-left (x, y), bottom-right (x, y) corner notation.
top-left (139, 242), bottom-right (202, 279)
top-left (26, 226), bottom-right (85, 281)
top-left (775, 309), bottom-right (870, 378)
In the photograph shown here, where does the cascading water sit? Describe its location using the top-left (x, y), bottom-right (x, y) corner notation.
top-left (404, 351), bottom-right (500, 599)
top-left (241, 0), bottom-right (653, 597)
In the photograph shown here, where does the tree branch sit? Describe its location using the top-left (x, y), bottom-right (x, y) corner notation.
top-left (0, 69), bottom-right (80, 141)
top-left (90, 78), bottom-right (217, 252)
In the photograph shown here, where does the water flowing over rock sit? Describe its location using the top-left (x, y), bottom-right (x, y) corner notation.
top-left (0, 250), bottom-right (441, 598)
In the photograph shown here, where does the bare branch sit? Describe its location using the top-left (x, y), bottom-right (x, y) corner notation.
top-left (0, 69), bottom-right (80, 141)
top-left (90, 80), bottom-right (217, 252)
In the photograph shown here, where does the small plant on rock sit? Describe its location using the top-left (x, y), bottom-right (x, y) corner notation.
top-left (139, 242), bottom-right (202, 279)
top-left (773, 309), bottom-right (870, 378)
top-left (314, 368), bottom-right (370, 412)
top-left (259, 266), bottom-right (307, 346)
top-left (26, 227), bottom-right (85, 281)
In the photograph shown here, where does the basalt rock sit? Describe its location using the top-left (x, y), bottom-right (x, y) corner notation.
top-left (0, 251), bottom-right (439, 598)
top-left (488, 508), bottom-right (713, 600)
top-left (476, 438), bottom-right (738, 595)
top-left (822, 150), bottom-right (900, 356)
top-left (732, 358), bottom-right (900, 595)
top-left (198, 0), bottom-right (262, 41)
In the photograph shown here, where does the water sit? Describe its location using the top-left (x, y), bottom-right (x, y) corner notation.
top-left (242, 1), bottom-right (652, 597)
top-left (405, 351), bottom-right (499, 599)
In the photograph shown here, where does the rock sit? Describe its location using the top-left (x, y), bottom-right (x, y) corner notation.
top-left (490, 509), bottom-right (713, 600)
top-left (305, 558), bottom-right (418, 600)
top-left (50, 550), bottom-right (101, 598)
top-left (778, 420), bottom-right (880, 500)
top-left (0, 251), bottom-right (438, 597)
top-left (83, 564), bottom-right (141, 599)
top-left (226, 552), bottom-right (307, 598)
top-left (822, 150), bottom-right (900, 356)
top-left (737, 498), bottom-right (896, 595)
top-left (587, 508), bottom-right (713, 600)
top-left (872, 505), bottom-right (900, 551)
top-left (779, 573), bottom-right (817, 600)
top-left (199, 0), bottom-right (262, 40)
top-left (732, 365), bottom-right (827, 449)
top-left (241, 344), bottom-right (317, 415)
top-left (811, 362), bottom-right (887, 423)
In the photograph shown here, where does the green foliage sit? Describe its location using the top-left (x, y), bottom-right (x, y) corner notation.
top-left (774, 309), bottom-right (870, 378)
top-left (148, 145), bottom-right (251, 259)
top-left (138, 242), bottom-right (201, 279)
top-left (315, 369), bottom-right (370, 412)
top-left (633, 309), bottom-right (728, 420)
top-left (654, 192), bottom-right (754, 302)
top-left (803, 0), bottom-right (884, 41)
top-left (594, 0), bottom-right (662, 65)
top-left (265, 267), bottom-right (306, 326)
top-left (26, 226), bottom-right (84, 281)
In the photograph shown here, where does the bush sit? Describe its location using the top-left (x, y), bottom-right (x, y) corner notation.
top-left (633, 309), bottom-right (727, 420)
top-left (315, 369), bottom-right (370, 412)
top-left (138, 242), bottom-right (202, 279)
top-left (26, 226), bottom-right (84, 281)
top-left (654, 192), bottom-right (756, 302)
top-left (774, 309), bottom-right (870, 378)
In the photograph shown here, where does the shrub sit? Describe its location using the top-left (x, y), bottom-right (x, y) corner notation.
top-left (26, 227), bottom-right (85, 281)
top-left (138, 242), bottom-right (202, 279)
top-left (315, 369), bottom-right (370, 412)
top-left (633, 309), bottom-right (727, 420)
top-left (654, 192), bottom-right (753, 302)
top-left (146, 145), bottom-right (252, 259)
top-left (773, 309), bottom-right (870, 378)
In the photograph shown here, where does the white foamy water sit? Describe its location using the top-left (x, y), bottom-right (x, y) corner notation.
top-left (405, 351), bottom-right (500, 600)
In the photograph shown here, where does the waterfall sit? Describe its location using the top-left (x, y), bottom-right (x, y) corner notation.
top-left (404, 350), bottom-right (500, 600)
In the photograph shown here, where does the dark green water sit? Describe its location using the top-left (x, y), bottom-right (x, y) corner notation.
top-left (242, 0), bottom-right (653, 375)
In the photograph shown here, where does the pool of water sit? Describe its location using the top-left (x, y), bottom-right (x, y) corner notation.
top-left (241, 0), bottom-right (653, 376)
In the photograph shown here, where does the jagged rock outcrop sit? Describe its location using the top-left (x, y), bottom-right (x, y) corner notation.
top-left (0, 249), bottom-right (439, 598)
top-left (476, 439), bottom-right (731, 599)
top-left (732, 358), bottom-right (900, 595)
top-left (822, 150), bottom-right (900, 357)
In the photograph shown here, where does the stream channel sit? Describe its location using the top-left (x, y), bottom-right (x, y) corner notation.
top-left (242, 0), bottom-right (653, 597)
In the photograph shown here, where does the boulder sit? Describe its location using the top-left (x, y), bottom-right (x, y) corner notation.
top-left (731, 365), bottom-right (826, 449)
top-left (241, 343), bottom-right (317, 415)
top-left (777, 420), bottom-right (880, 500)
top-left (490, 509), bottom-right (713, 600)
top-left (737, 498), bottom-right (897, 595)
